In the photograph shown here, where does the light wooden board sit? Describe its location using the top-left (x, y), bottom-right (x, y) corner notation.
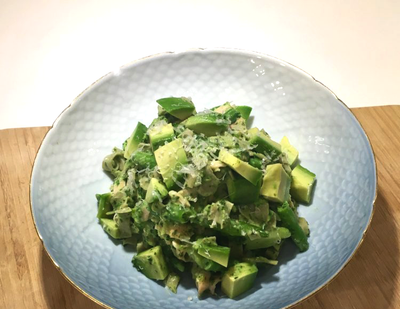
top-left (0, 106), bottom-right (399, 309)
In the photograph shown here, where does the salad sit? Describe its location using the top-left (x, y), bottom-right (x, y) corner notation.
top-left (96, 97), bottom-right (316, 298)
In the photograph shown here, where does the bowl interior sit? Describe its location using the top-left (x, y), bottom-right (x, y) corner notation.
top-left (31, 49), bottom-right (376, 309)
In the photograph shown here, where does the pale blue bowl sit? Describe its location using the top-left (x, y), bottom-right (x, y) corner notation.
top-left (30, 48), bottom-right (376, 309)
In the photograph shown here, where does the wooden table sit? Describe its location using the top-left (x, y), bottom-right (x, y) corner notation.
top-left (1, 106), bottom-right (399, 309)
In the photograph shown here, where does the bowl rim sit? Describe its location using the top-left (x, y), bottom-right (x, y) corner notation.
top-left (29, 47), bottom-right (378, 309)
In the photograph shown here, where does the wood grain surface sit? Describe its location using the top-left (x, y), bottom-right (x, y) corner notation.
top-left (0, 106), bottom-right (399, 309)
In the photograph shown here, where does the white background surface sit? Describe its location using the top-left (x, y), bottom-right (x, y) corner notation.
top-left (0, 0), bottom-right (399, 129)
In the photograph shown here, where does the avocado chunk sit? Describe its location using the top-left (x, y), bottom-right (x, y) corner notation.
top-left (227, 173), bottom-right (260, 204)
top-left (219, 149), bottom-right (262, 185)
top-left (221, 262), bottom-right (258, 298)
top-left (185, 112), bottom-right (229, 136)
top-left (290, 165), bottom-right (316, 204)
top-left (114, 207), bottom-right (133, 238)
top-left (235, 105), bottom-right (252, 120)
top-left (280, 136), bottom-right (299, 167)
top-left (99, 218), bottom-right (131, 239)
top-left (193, 237), bottom-right (231, 267)
top-left (132, 246), bottom-right (169, 280)
top-left (97, 193), bottom-right (113, 219)
top-left (124, 122), bottom-right (147, 159)
top-left (249, 128), bottom-right (281, 160)
top-left (154, 138), bottom-right (188, 189)
top-left (156, 97), bottom-right (196, 120)
top-left (149, 123), bottom-right (175, 150)
top-left (260, 163), bottom-right (291, 203)
top-left (145, 178), bottom-right (168, 203)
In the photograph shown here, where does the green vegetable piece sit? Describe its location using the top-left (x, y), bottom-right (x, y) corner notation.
top-left (221, 262), bottom-right (258, 299)
top-left (280, 136), bottom-right (299, 167)
top-left (97, 193), bottom-right (113, 219)
top-left (99, 218), bottom-right (131, 239)
top-left (249, 128), bottom-right (281, 160)
top-left (235, 105), bottom-right (252, 120)
top-left (114, 207), bottom-right (133, 238)
top-left (154, 138), bottom-right (188, 189)
top-left (290, 165), bottom-right (316, 204)
top-left (212, 102), bottom-right (233, 114)
top-left (260, 163), bottom-right (291, 203)
top-left (165, 203), bottom-right (195, 224)
top-left (223, 108), bottom-right (241, 123)
top-left (219, 149), bottom-right (262, 185)
top-left (156, 97), bottom-right (196, 120)
top-left (190, 250), bottom-right (225, 272)
top-left (132, 246), bottom-right (169, 280)
top-left (243, 256), bottom-right (278, 266)
top-left (149, 123), bottom-right (175, 151)
top-left (245, 227), bottom-right (290, 250)
top-left (185, 112), bottom-right (229, 136)
top-left (131, 151), bottom-right (157, 169)
top-left (298, 217), bottom-right (310, 236)
top-left (124, 122), bottom-right (147, 159)
top-left (227, 174), bottom-right (260, 204)
top-left (208, 135), bottom-right (236, 148)
top-left (277, 202), bottom-right (309, 252)
top-left (145, 178), bottom-right (168, 203)
top-left (248, 157), bottom-right (262, 169)
top-left (193, 237), bottom-right (231, 267)
top-left (165, 272), bottom-right (180, 293)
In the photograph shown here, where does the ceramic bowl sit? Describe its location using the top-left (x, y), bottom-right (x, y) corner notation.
top-left (30, 48), bottom-right (376, 309)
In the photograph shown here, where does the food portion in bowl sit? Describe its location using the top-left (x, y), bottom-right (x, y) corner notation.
top-left (96, 97), bottom-right (316, 298)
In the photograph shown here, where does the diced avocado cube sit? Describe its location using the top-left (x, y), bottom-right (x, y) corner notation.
top-left (235, 105), bottom-right (252, 120)
top-left (227, 174), bottom-right (260, 204)
top-left (97, 193), bottom-right (113, 219)
top-left (219, 149), bottom-right (262, 185)
top-left (154, 138), bottom-right (188, 189)
top-left (145, 178), bottom-right (168, 203)
top-left (185, 112), bottom-right (229, 136)
top-left (132, 246), bottom-right (169, 280)
top-left (149, 123), bottom-right (175, 150)
top-left (197, 244), bottom-right (230, 267)
top-left (156, 97), bottom-right (196, 120)
top-left (114, 207), bottom-right (133, 238)
top-left (99, 218), bottom-right (131, 239)
top-left (280, 136), bottom-right (299, 167)
top-left (165, 272), bottom-right (180, 293)
top-left (260, 163), bottom-right (291, 203)
top-left (221, 263), bottom-right (258, 299)
top-left (290, 165), bottom-right (316, 204)
top-left (124, 122), bottom-right (147, 159)
top-left (249, 129), bottom-right (281, 160)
